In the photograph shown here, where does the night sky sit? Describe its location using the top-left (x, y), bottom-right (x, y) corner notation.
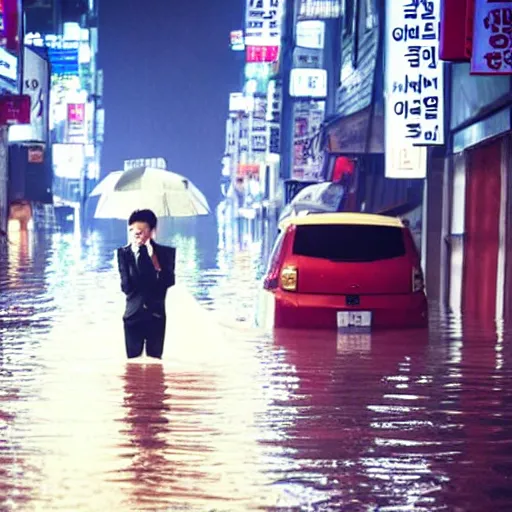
top-left (99, 0), bottom-right (243, 206)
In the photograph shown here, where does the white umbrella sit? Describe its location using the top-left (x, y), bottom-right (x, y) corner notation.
top-left (89, 171), bottom-right (123, 196)
top-left (93, 167), bottom-right (210, 219)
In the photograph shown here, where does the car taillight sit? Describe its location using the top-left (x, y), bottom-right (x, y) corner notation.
top-left (412, 266), bottom-right (424, 292)
top-left (280, 266), bottom-right (298, 291)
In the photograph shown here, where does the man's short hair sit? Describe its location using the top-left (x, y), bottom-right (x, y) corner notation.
top-left (128, 209), bottom-right (157, 230)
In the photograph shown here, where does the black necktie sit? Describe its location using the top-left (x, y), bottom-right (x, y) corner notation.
top-left (138, 245), bottom-right (154, 276)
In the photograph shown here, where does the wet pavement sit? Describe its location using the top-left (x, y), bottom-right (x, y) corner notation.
top-left (1, 216), bottom-right (512, 511)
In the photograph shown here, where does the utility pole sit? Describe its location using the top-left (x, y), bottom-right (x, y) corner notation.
top-left (279, 0), bottom-right (297, 182)
top-left (0, 126), bottom-right (8, 234)
top-left (324, 17), bottom-right (342, 118)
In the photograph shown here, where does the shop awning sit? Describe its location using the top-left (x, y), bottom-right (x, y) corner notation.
top-left (378, 199), bottom-right (422, 218)
top-left (323, 103), bottom-right (384, 155)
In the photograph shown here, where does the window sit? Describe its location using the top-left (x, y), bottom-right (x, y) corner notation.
top-left (265, 230), bottom-right (285, 273)
top-left (343, 0), bottom-right (355, 35)
top-left (365, 0), bottom-right (376, 30)
top-left (293, 224), bottom-right (406, 262)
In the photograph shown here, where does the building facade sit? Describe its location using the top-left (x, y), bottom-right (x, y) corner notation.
top-left (4, 0), bottom-right (104, 232)
top-left (221, 0), bottom-right (425, 222)
top-left (430, 66), bottom-right (512, 324)
top-left (221, 6), bottom-right (284, 219)
top-left (418, 1), bottom-right (512, 327)
top-left (0, 0), bottom-right (26, 232)
top-left (220, 0), bottom-right (512, 327)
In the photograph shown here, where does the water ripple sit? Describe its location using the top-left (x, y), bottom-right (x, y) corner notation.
top-left (0, 220), bottom-right (512, 511)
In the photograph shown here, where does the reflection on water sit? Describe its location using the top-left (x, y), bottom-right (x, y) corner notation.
top-left (1, 216), bottom-right (512, 511)
top-left (118, 363), bottom-right (220, 510)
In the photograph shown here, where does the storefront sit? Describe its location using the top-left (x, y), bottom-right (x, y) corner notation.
top-left (440, 63), bottom-right (512, 324)
top-left (8, 46), bottom-right (52, 217)
top-left (319, 4), bottom-right (424, 220)
top-left (0, 0), bottom-right (23, 231)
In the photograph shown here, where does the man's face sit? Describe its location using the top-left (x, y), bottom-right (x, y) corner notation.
top-left (129, 221), bottom-right (152, 246)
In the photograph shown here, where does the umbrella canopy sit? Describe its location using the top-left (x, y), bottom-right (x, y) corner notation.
top-left (89, 171), bottom-right (122, 196)
top-left (92, 167), bottom-right (210, 219)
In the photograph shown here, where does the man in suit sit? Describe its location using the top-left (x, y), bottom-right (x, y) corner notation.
top-left (117, 209), bottom-right (176, 359)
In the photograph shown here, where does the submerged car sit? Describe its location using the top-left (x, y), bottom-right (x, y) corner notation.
top-left (257, 212), bottom-right (428, 330)
top-left (278, 181), bottom-right (345, 224)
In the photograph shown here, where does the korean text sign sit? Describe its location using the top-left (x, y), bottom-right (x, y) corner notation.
top-left (471, 1), bottom-right (512, 74)
top-left (297, 0), bottom-right (342, 20)
top-left (245, 0), bottom-right (282, 46)
top-left (385, 0), bottom-right (445, 146)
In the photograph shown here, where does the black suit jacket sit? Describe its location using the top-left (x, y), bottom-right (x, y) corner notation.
top-left (117, 241), bottom-right (176, 321)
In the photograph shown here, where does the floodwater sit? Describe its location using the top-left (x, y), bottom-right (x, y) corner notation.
top-left (1, 216), bottom-right (512, 512)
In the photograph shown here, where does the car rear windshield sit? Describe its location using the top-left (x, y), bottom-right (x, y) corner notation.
top-left (293, 224), bottom-right (406, 262)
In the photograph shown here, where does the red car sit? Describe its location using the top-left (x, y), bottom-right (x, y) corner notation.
top-left (256, 213), bottom-right (428, 330)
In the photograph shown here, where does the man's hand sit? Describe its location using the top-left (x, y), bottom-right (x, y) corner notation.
top-left (152, 253), bottom-right (161, 272)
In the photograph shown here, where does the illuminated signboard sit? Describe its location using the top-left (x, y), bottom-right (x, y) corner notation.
top-left (0, 94), bottom-right (30, 125)
top-left (293, 47), bottom-right (323, 68)
top-left (52, 143), bottom-right (84, 179)
top-left (296, 20), bottom-right (325, 49)
top-left (297, 0), bottom-right (342, 20)
top-left (229, 92), bottom-right (252, 112)
top-left (25, 34), bottom-right (79, 75)
top-left (9, 46), bottom-right (49, 142)
top-left (245, 0), bottom-right (283, 46)
top-left (230, 30), bottom-right (245, 51)
top-left (384, 0), bottom-right (442, 177)
top-left (385, 144), bottom-right (427, 179)
top-left (384, 0), bottom-right (444, 148)
top-left (0, 46), bottom-right (17, 81)
top-left (66, 102), bottom-right (86, 142)
top-left (266, 79), bottom-right (282, 155)
top-left (471, 1), bottom-right (512, 74)
top-left (245, 0), bottom-right (283, 63)
top-left (124, 157), bottom-right (167, 170)
top-left (246, 45), bottom-right (279, 63)
top-left (245, 62), bottom-right (273, 94)
top-left (290, 68), bottom-right (327, 98)
top-left (0, 0), bottom-right (22, 53)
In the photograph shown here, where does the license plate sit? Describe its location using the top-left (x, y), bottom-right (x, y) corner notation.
top-left (337, 311), bottom-right (372, 329)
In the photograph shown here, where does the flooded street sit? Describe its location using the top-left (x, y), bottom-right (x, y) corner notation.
top-left (1, 217), bottom-right (512, 511)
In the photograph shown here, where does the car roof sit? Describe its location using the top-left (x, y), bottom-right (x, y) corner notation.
top-left (279, 212), bottom-right (404, 231)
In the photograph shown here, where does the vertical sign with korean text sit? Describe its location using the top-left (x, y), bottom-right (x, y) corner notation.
top-left (385, 0), bottom-right (444, 178)
top-left (386, 0), bottom-right (445, 145)
top-left (266, 79), bottom-right (282, 155)
top-left (67, 103), bottom-right (85, 142)
top-left (297, 0), bottom-right (342, 20)
top-left (471, 1), bottom-right (512, 74)
top-left (292, 100), bottom-right (325, 180)
top-left (23, 47), bottom-right (49, 142)
top-left (245, 0), bottom-right (283, 62)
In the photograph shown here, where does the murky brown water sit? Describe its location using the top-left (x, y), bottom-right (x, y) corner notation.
top-left (1, 216), bottom-right (512, 511)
